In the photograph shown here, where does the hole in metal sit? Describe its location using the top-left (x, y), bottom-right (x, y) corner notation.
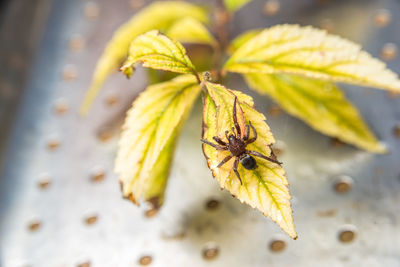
top-left (330, 137), bottom-right (345, 148)
top-left (91, 166), bottom-right (106, 182)
top-left (267, 104), bottom-right (282, 117)
top-left (269, 239), bottom-right (286, 253)
top-left (54, 98), bottom-right (69, 115)
top-left (333, 175), bottom-right (353, 194)
top-left (62, 65), bottom-right (77, 81)
top-left (205, 198), bottom-right (220, 211)
top-left (381, 43), bottom-right (398, 61)
top-left (393, 124), bottom-right (400, 138)
top-left (338, 226), bottom-right (356, 243)
top-left (316, 209), bottom-right (337, 217)
top-left (272, 140), bottom-right (286, 156)
top-left (138, 255), bottom-right (152, 266)
top-left (320, 18), bottom-right (334, 33)
top-left (84, 214), bottom-right (98, 225)
top-left (47, 137), bottom-right (61, 151)
top-left (97, 128), bottom-right (113, 143)
top-left (28, 220), bottom-right (41, 232)
top-left (9, 52), bottom-right (25, 70)
top-left (69, 35), bottom-right (85, 52)
top-left (105, 94), bottom-right (119, 107)
top-left (387, 91), bottom-right (400, 99)
top-left (373, 9), bottom-right (391, 27)
top-left (202, 243), bottom-right (219, 260)
top-left (84, 2), bottom-right (100, 20)
top-left (144, 208), bottom-right (158, 218)
top-left (37, 173), bottom-right (51, 190)
top-left (130, 0), bottom-right (146, 10)
top-left (77, 261), bottom-right (91, 267)
top-left (263, 0), bottom-right (280, 16)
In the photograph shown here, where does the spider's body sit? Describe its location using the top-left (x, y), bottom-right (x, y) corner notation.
top-left (201, 96), bottom-right (281, 185)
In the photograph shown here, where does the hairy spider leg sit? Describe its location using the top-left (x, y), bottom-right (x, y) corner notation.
top-left (213, 136), bottom-right (227, 146)
top-left (246, 150), bottom-right (282, 165)
top-left (245, 122), bottom-right (257, 144)
top-left (231, 127), bottom-right (236, 137)
top-left (233, 157), bottom-right (243, 185)
top-left (225, 130), bottom-right (230, 141)
top-left (217, 154), bottom-right (233, 168)
top-left (201, 139), bottom-right (228, 151)
top-left (232, 96), bottom-right (242, 138)
top-left (243, 124), bottom-right (250, 141)
top-left (268, 145), bottom-right (279, 162)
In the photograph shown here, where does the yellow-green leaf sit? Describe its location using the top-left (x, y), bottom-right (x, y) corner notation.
top-left (225, 24), bottom-right (400, 91)
top-left (245, 73), bottom-right (386, 153)
top-left (202, 82), bottom-right (297, 239)
top-left (224, 0), bottom-right (252, 12)
top-left (81, 1), bottom-right (207, 114)
top-left (115, 75), bottom-right (201, 208)
top-left (166, 17), bottom-right (216, 46)
top-left (120, 30), bottom-right (197, 77)
top-left (228, 29), bottom-right (261, 54)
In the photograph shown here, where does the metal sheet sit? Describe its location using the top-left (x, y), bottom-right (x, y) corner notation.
top-left (1, 0), bottom-right (400, 266)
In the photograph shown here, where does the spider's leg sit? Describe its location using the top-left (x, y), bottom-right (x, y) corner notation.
top-left (233, 157), bottom-right (243, 185)
top-left (246, 150), bottom-right (282, 165)
top-left (245, 122), bottom-right (257, 144)
top-left (217, 154), bottom-right (233, 168)
top-left (213, 136), bottom-right (227, 146)
top-left (243, 124), bottom-right (250, 141)
top-left (225, 130), bottom-right (230, 141)
top-left (231, 127), bottom-right (236, 137)
top-left (268, 145), bottom-right (278, 162)
top-left (232, 96), bottom-right (242, 138)
top-left (201, 139), bottom-right (228, 151)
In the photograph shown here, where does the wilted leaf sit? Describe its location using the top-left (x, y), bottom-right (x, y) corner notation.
top-left (225, 24), bottom-right (400, 91)
top-left (166, 17), bottom-right (216, 46)
top-left (120, 30), bottom-right (197, 77)
top-left (224, 0), bottom-right (252, 12)
top-left (245, 73), bottom-right (386, 153)
top-left (202, 82), bottom-right (297, 239)
top-left (228, 29), bottom-right (261, 53)
top-left (81, 1), bottom-right (207, 114)
top-left (115, 75), bottom-right (200, 208)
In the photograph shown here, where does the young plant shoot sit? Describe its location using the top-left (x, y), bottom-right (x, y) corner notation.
top-left (82, 1), bottom-right (400, 239)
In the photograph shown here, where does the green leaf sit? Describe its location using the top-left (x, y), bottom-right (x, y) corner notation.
top-left (228, 29), bottom-right (261, 54)
top-left (225, 24), bottom-right (400, 91)
top-left (81, 1), bottom-right (207, 114)
top-left (120, 30), bottom-right (197, 77)
top-left (166, 17), bottom-right (216, 46)
top-left (224, 0), bottom-right (252, 12)
top-left (115, 75), bottom-right (201, 208)
top-left (202, 82), bottom-right (297, 239)
top-left (245, 73), bottom-right (386, 153)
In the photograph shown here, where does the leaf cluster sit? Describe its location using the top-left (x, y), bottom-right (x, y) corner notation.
top-left (83, 1), bottom-right (400, 239)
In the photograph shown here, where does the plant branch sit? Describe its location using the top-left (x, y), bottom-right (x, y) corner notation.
top-left (213, 0), bottom-right (231, 81)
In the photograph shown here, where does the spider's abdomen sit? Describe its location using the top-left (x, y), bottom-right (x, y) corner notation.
top-left (240, 154), bottom-right (257, 170)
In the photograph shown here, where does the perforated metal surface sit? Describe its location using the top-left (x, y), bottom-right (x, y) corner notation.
top-left (1, 0), bottom-right (400, 266)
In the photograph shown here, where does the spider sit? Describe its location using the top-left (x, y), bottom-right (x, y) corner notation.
top-left (201, 96), bottom-right (282, 185)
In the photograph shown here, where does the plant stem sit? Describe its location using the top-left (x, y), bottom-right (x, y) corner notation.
top-left (213, 0), bottom-right (230, 81)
